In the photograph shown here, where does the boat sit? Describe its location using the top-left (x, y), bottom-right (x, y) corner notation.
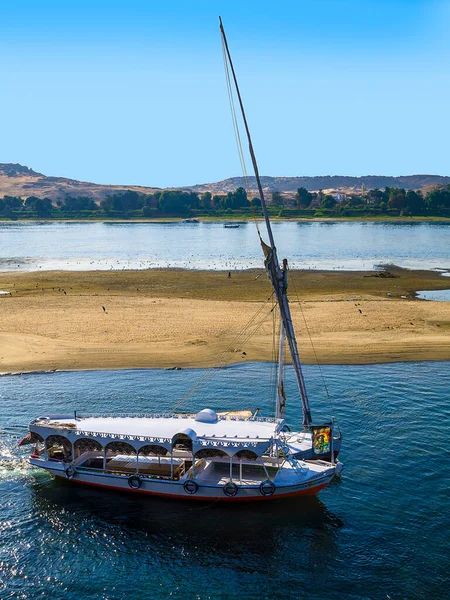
top-left (224, 223), bottom-right (240, 228)
top-left (182, 218), bottom-right (200, 223)
top-left (19, 18), bottom-right (343, 502)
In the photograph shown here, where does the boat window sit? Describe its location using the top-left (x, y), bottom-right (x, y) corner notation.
top-left (20, 431), bottom-right (44, 445)
top-left (46, 435), bottom-right (72, 461)
top-left (105, 442), bottom-right (136, 457)
top-left (74, 438), bottom-right (103, 458)
top-left (104, 442), bottom-right (137, 474)
top-left (194, 449), bottom-right (229, 459)
top-left (138, 445), bottom-right (168, 457)
top-left (234, 449), bottom-right (259, 461)
top-left (172, 434), bottom-right (193, 452)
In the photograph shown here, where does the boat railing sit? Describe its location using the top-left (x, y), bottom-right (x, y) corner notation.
top-left (63, 412), bottom-right (281, 424)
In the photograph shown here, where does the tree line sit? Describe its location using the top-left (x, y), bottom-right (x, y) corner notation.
top-left (275, 185), bottom-right (450, 216)
top-left (1, 184), bottom-right (450, 220)
top-left (0, 187), bottom-right (261, 219)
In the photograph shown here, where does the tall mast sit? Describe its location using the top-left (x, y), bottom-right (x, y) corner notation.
top-left (276, 323), bottom-right (286, 420)
top-left (219, 17), bottom-right (312, 427)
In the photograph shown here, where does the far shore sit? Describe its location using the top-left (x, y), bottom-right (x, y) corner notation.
top-left (1, 215), bottom-right (450, 224)
top-left (0, 267), bottom-right (449, 374)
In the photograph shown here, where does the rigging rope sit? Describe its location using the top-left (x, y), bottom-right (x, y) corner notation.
top-left (268, 294), bottom-right (279, 415)
top-left (169, 27), bottom-right (283, 416)
top-left (221, 34), bottom-right (262, 236)
top-left (289, 274), bottom-right (336, 416)
top-left (169, 293), bottom-right (276, 413)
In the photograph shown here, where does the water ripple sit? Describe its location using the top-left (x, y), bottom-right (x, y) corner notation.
top-left (0, 363), bottom-right (449, 599)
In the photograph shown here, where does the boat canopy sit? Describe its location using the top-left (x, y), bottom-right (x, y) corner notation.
top-left (29, 410), bottom-right (285, 457)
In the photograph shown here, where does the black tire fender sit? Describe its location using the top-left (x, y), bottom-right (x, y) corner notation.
top-left (260, 480), bottom-right (276, 496)
top-left (223, 481), bottom-right (238, 497)
top-left (183, 479), bottom-right (199, 495)
top-left (65, 466), bottom-right (76, 480)
top-left (128, 475), bottom-right (142, 489)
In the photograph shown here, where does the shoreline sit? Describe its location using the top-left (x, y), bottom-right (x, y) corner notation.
top-left (2, 353), bottom-right (450, 377)
top-left (0, 267), bottom-right (449, 373)
top-left (1, 216), bottom-right (450, 224)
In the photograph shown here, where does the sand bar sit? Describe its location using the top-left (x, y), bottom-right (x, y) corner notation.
top-left (0, 268), bottom-right (449, 373)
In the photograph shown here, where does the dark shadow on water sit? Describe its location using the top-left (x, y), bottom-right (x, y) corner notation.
top-left (30, 476), bottom-right (344, 562)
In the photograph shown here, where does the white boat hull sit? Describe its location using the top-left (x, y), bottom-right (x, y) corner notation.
top-left (31, 458), bottom-right (335, 502)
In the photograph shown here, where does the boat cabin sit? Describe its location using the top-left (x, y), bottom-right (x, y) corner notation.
top-left (27, 409), bottom-right (286, 486)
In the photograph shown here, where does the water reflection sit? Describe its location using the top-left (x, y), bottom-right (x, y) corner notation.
top-left (32, 477), bottom-right (344, 548)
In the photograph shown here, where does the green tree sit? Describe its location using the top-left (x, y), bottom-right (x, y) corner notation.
top-left (3, 196), bottom-right (23, 209)
top-left (25, 196), bottom-right (53, 216)
top-left (200, 192), bottom-right (212, 209)
top-left (367, 188), bottom-right (385, 206)
top-left (345, 195), bottom-right (364, 208)
top-left (213, 195), bottom-right (224, 209)
top-left (387, 188), bottom-right (406, 210)
top-left (25, 196), bottom-right (40, 207)
top-left (233, 187), bottom-right (249, 208)
top-left (3, 205), bottom-right (17, 220)
top-left (63, 196), bottom-right (97, 212)
top-left (271, 191), bottom-right (283, 206)
top-left (404, 190), bottom-right (424, 214)
top-left (157, 190), bottom-right (192, 215)
top-left (321, 195), bottom-right (336, 209)
top-left (425, 186), bottom-right (450, 211)
top-left (294, 187), bottom-right (313, 208)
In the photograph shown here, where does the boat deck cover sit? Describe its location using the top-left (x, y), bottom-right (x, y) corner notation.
top-left (33, 413), bottom-right (283, 442)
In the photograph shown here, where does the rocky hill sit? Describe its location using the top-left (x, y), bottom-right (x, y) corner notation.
top-left (186, 174), bottom-right (450, 194)
top-left (0, 163), bottom-right (161, 201)
top-left (1, 163), bottom-right (449, 200)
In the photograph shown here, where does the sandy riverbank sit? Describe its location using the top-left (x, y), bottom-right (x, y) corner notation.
top-left (0, 268), bottom-right (449, 373)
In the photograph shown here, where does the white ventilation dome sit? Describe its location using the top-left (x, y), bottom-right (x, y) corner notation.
top-left (195, 409), bottom-right (218, 423)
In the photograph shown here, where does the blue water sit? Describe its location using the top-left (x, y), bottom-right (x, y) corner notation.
top-left (0, 221), bottom-right (449, 272)
top-left (417, 289), bottom-right (450, 301)
top-left (1, 362), bottom-right (449, 599)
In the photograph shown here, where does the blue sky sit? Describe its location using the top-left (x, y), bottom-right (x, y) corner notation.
top-left (1, 0), bottom-right (449, 187)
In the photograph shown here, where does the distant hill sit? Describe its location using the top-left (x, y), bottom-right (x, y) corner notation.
top-left (0, 163), bottom-right (161, 201)
top-left (186, 174), bottom-right (450, 194)
top-left (1, 163), bottom-right (449, 200)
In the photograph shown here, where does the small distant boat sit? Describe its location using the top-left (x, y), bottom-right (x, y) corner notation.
top-left (224, 223), bottom-right (240, 228)
top-left (182, 218), bottom-right (200, 223)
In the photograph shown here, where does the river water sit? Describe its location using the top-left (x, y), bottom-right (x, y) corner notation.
top-left (1, 362), bottom-right (449, 599)
top-left (0, 221), bottom-right (449, 272)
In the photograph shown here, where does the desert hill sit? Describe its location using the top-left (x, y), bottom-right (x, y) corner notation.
top-left (186, 174), bottom-right (450, 194)
top-left (1, 163), bottom-right (449, 200)
top-left (0, 163), bottom-right (161, 201)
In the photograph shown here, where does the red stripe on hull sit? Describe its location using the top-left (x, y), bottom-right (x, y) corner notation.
top-left (54, 475), bottom-right (329, 502)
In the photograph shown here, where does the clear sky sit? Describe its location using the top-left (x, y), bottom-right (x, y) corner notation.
top-left (1, 0), bottom-right (449, 188)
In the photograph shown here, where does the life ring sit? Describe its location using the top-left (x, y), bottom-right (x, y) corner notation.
top-left (223, 481), bottom-right (238, 497)
top-left (260, 480), bottom-right (276, 496)
top-left (128, 475), bottom-right (142, 489)
top-left (65, 466), bottom-right (76, 480)
top-left (183, 479), bottom-right (199, 495)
